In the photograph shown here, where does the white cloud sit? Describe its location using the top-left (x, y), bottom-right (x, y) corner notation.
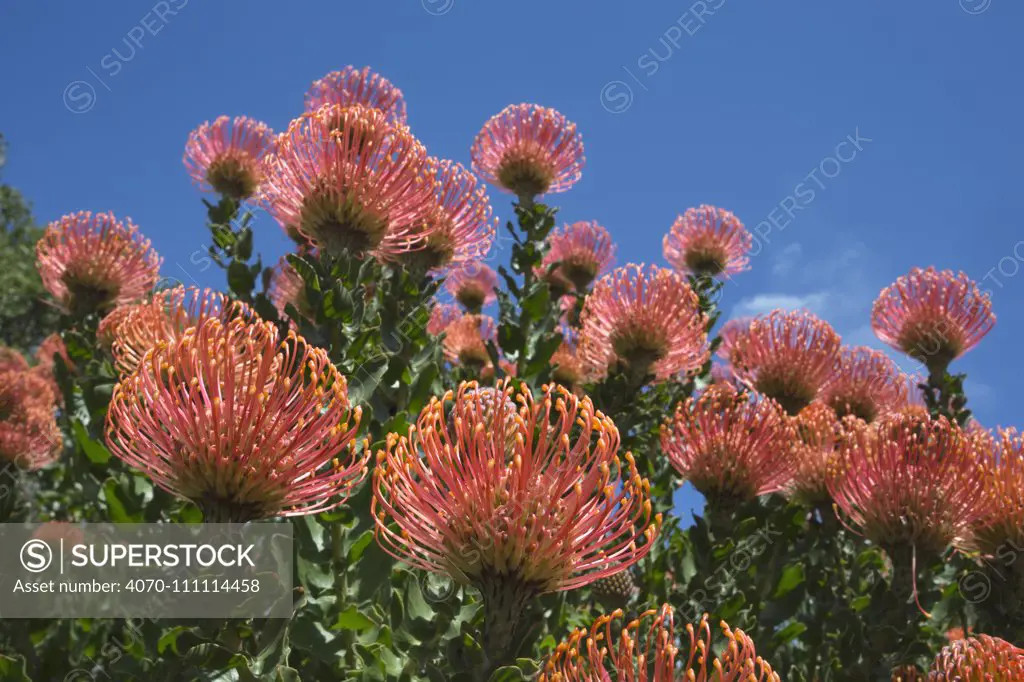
top-left (731, 292), bottom-right (830, 319)
top-left (772, 243), bottom-right (803, 276)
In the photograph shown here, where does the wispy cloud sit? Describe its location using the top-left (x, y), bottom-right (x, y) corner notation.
top-left (732, 292), bottom-right (830, 318)
top-left (772, 243), bottom-right (803, 276)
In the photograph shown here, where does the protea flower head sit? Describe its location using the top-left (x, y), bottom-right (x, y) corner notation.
top-left (787, 401), bottom-right (840, 505)
top-left (36, 211), bottom-right (162, 317)
top-left (373, 381), bottom-right (659, 662)
top-left (928, 635), bottom-right (1024, 680)
top-left (304, 66), bottom-right (407, 126)
top-left (397, 159), bottom-right (496, 273)
top-left (539, 605), bottom-right (780, 682)
top-left (550, 328), bottom-right (586, 388)
top-left (663, 205), bottom-right (752, 278)
top-left (426, 302), bottom-right (463, 336)
top-left (971, 428), bottom-right (1024, 556)
top-left (35, 333), bottom-right (72, 376)
top-left (183, 116), bottom-right (275, 200)
top-left (828, 413), bottom-right (990, 561)
top-left (820, 346), bottom-right (909, 423)
top-left (892, 665), bottom-right (926, 682)
top-left (442, 314), bottom-right (496, 371)
top-left (269, 256), bottom-right (313, 320)
top-left (111, 286), bottom-right (252, 377)
top-left (579, 264), bottom-right (709, 384)
top-left (726, 310), bottom-right (841, 416)
top-left (260, 104), bottom-right (435, 259)
top-left (471, 103), bottom-right (585, 200)
top-left (537, 221), bottom-right (616, 292)
top-left (97, 303), bottom-right (144, 350)
top-left (661, 383), bottom-right (795, 510)
top-left (0, 347), bottom-right (29, 375)
top-left (106, 317), bottom-right (368, 522)
top-left (445, 261), bottom-right (498, 313)
top-left (872, 267), bottom-right (994, 374)
top-left (0, 371), bottom-right (61, 470)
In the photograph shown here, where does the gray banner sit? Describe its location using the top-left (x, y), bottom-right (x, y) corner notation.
top-left (0, 523), bottom-right (293, 618)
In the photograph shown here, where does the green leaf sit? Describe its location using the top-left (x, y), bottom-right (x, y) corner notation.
top-left (0, 655), bottom-right (31, 681)
top-left (335, 605), bottom-right (375, 631)
top-left (773, 563), bottom-right (805, 598)
top-left (103, 477), bottom-right (145, 523)
top-left (228, 260), bottom-right (256, 297)
top-left (73, 419), bottom-right (111, 464)
top-left (773, 621), bottom-right (807, 645)
top-left (235, 227), bottom-right (254, 261)
top-left (489, 665), bottom-right (529, 682)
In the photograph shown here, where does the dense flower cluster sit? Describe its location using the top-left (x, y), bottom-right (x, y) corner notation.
top-left (444, 261), bottom-right (498, 313)
top-left (820, 345), bottom-right (909, 423)
top-left (538, 221), bottom-right (615, 292)
top-left (183, 116), bottom-right (275, 200)
top-left (928, 635), bottom-right (1024, 680)
top-left (304, 65), bottom-right (408, 125)
top-left (663, 204), bottom-right (752, 277)
top-left (0, 364), bottom-right (60, 470)
top-left (971, 428), bottom-right (1024, 556)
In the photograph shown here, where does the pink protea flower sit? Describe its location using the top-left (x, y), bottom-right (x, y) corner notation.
top-left (578, 264), bottom-right (709, 384)
top-left (426, 302), bottom-right (463, 336)
top-left (726, 310), bottom-right (841, 416)
top-left (442, 314), bottom-right (496, 370)
top-left (661, 383), bottom-right (795, 510)
top-left (928, 635), bottom-right (1024, 680)
top-left (550, 330), bottom-right (585, 388)
top-left (111, 286), bottom-right (252, 377)
top-left (373, 381), bottom-right (660, 663)
top-left (97, 303), bottom-right (144, 350)
top-left (539, 605), bottom-right (780, 682)
top-left (0, 347), bottom-right (29, 375)
top-left (663, 205), bottom-right (752, 278)
top-left (397, 159), bottom-right (496, 273)
top-left (260, 105), bottom-right (435, 259)
top-left (445, 261), bottom-right (499, 313)
top-left (106, 317), bottom-right (368, 522)
top-left (471, 104), bottom-right (585, 200)
top-left (183, 116), bottom-right (275, 200)
top-left (537, 221), bottom-right (616, 292)
top-left (819, 346), bottom-right (909, 423)
top-left (304, 66), bottom-right (407, 125)
top-left (787, 401), bottom-right (840, 505)
top-left (268, 256), bottom-right (312, 320)
top-left (971, 428), bottom-right (1024, 556)
top-left (872, 267), bottom-right (995, 374)
top-left (36, 211), bottom-right (162, 317)
top-left (0, 371), bottom-right (61, 469)
top-left (828, 413), bottom-right (990, 562)
top-left (35, 333), bottom-right (73, 376)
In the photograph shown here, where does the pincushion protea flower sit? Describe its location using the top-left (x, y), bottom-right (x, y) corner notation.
top-left (872, 267), bottom-right (994, 375)
top-left (891, 665), bottom-right (926, 682)
top-left (928, 635), bottom-right (1024, 680)
top-left (106, 317), bottom-right (368, 522)
top-left (661, 383), bottom-right (795, 510)
top-left (820, 346), bottom-right (909, 423)
top-left (0, 347), bottom-right (29, 375)
top-left (445, 262), bottom-right (498, 313)
top-left (726, 310), bottom-right (841, 416)
top-left (304, 66), bottom-right (407, 125)
top-left (35, 333), bottom-right (72, 376)
top-left (442, 314), bottom-right (496, 371)
top-left (471, 103), bottom-right (585, 200)
top-left (539, 605), bottom-right (779, 682)
top-left (663, 205), bottom-right (752, 278)
top-left (550, 329), bottom-right (586, 388)
top-left (579, 264), bottom-right (709, 384)
top-left (183, 116), bottom-right (275, 200)
top-left (373, 381), bottom-right (659, 666)
top-left (111, 286), bottom-right (252, 377)
top-left (260, 105), bottom-right (435, 259)
top-left (537, 221), bottom-right (616, 292)
top-left (268, 256), bottom-right (312, 320)
top-left (788, 401), bottom-right (840, 505)
top-left (828, 413), bottom-right (990, 596)
top-left (97, 303), bottom-right (144, 349)
top-left (397, 159), bottom-right (496, 273)
top-left (0, 371), bottom-right (61, 469)
top-left (426, 302), bottom-right (463, 336)
top-left (971, 428), bottom-right (1024, 556)
top-left (36, 211), bottom-right (162, 317)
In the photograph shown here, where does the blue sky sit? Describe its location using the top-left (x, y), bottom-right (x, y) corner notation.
top-left (2, 2), bottom-right (1023, 516)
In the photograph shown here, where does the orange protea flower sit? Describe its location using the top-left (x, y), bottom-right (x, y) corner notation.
top-left (0, 371), bottom-right (61, 469)
top-left (268, 256), bottom-right (312, 320)
top-left (828, 413), bottom-right (989, 558)
top-left (727, 310), bottom-right (841, 416)
top-left (183, 116), bottom-right (275, 200)
top-left (788, 401), bottom-right (840, 505)
top-left (426, 302), bottom-right (463, 336)
top-left (445, 262), bottom-right (498, 313)
top-left (304, 66), bottom-right (407, 126)
top-left (820, 346), bottom-right (909, 423)
top-left (97, 303), bottom-right (144, 350)
top-left (892, 665), bottom-right (926, 682)
top-left (34, 333), bottom-right (72, 376)
top-left (663, 205), bottom-right (752, 278)
top-left (111, 286), bottom-right (252, 377)
top-left (971, 428), bottom-right (1024, 556)
top-left (537, 221), bottom-right (616, 292)
top-left (260, 105), bottom-right (435, 259)
top-left (579, 264), bottom-right (709, 384)
top-left (0, 347), bottom-right (29, 375)
top-left (872, 267), bottom-right (994, 374)
top-left (471, 104), bottom-right (585, 200)
top-left (442, 314), bottom-right (496, 370)
top-left (929, 635), bottom-right (1024, 680)
top-left (373, 382), bottom-right (659, 661)
top-left (106, 317), bottom-right (368, 522)
top-left (398, 159), bottom-right (496, 273)
top-left (539, 605), bottom-right (779, 682)
top-left (661, 383), bottom-right (795, 509)
top-left (550, 329), bottom-right (586, 388)
top-left (36, 211), bottom-right (162, 317)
